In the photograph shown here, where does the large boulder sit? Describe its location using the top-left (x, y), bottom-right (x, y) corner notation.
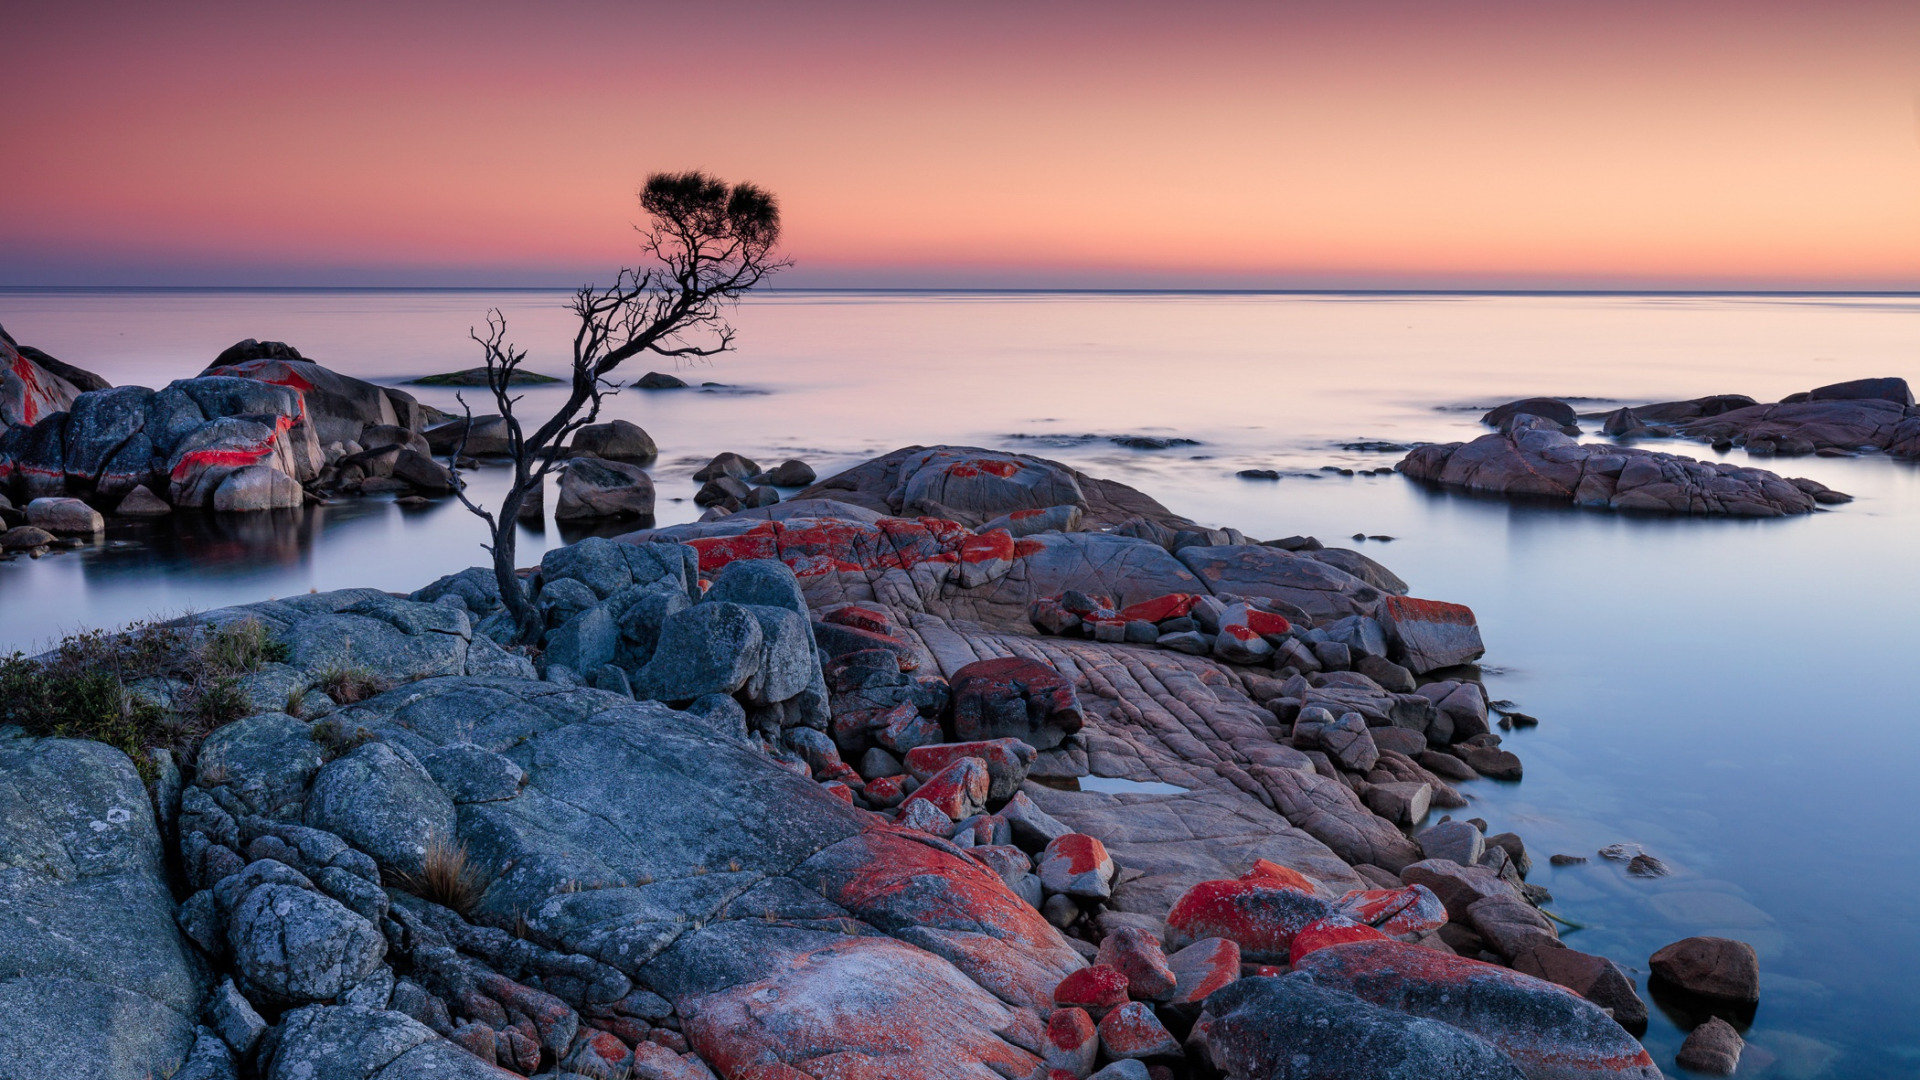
top-left (166, 416), bottom-right (306, 508)
top-left (1176, 544), bottom-right (1382, 622)
top-left (1293, 939), bottom-right (1662, 1079)
top-left (569, 419), bottom-right (657, 464)
top-left (1398, 425), bottom-right (1832, 516)
top-left (227, 878), bottom-right (387, 1005)
top-left (0, 329), bottom-right (82, 438)
top-left (1648, 936), bottom-right (1759, 1003)
top-left (0, 737), bottom-right (210, 1079)
top-left (1193, 972), bottom-right (1528, 1079)
top-left (202, 352), bottom-right (425, 446)
top-left (62, 385), bottom-right (154, 490)
top-left (949, 656), bottom-right (1084, 751)
top-left (888, 448), bottom-right (1087, 524)
top-left (1377, 595), bottom-right (1485, 673)
top-left (271, 677), bottom-right (1083, 1077)
top-left (555, 457), bottom-right (655, 520)
top-left (304, 742), bottom-right (458, 877)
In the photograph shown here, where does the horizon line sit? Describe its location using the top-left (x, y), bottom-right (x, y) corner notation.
top-left (4, 285), bottom-right (1920, 299)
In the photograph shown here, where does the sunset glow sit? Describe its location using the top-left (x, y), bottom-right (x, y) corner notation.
top-left (7, 0), bottom-right (1919, 288)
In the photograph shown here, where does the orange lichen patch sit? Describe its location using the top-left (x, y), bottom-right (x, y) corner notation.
top-left (1241, 859), bottom-right (1317, 894)
top-left (1382, 594), bottom-right (1478, 627)
top-left (1288, 916), bottom-right (1391, 964)
top-left (1116, 593), bottom-right (1200, 624)
top-left (683, 516), bottom-right (1025, 580)
top-left (1167, 937), bottom-right (1242, 1006)
top-left (958, 529), bottom-right (1015, 564)
top-left (1167, 878), bottom-right (1335, 962)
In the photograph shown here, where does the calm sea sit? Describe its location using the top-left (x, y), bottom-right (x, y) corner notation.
top-left (4, 288), bottom-right (1917, 1077)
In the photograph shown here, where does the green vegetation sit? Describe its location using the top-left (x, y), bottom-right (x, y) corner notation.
top-left (0, 616), bottom-right (290, 779)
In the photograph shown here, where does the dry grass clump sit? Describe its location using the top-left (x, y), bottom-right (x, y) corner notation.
top-left (308, 718), bottom-right (377, 759)
top-left (316, 664), bottom-right (391, 705)
top-left (395, 834), bottom-right (490, 915)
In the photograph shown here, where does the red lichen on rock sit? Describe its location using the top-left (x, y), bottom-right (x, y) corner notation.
top-left (1116, 593), bottom-right (1200, 624)
top-left (1166, 937), bottom-right (1241, 1007)
top-left (1240, 859), bottom-right (1318, 894)
top-left (1096, 1001), bottom-right (1180, 1059)
top-left (898, 757), bottom-right (989, 820)
top-left (1241, 609), bottom-right (1292, 636)
top-left (169, 414), bottom-right (293, 480)
top-left (825, 604), bottom-right (893, 635)
top-left (1288, 916), bottom-right (1391, 964)
top-left (1053, 966), bottom-right (1130, 1016)
top-left (1166, 878), bottom-right (1335, 961)
top-left (1382, 595), bottom-right (1478, 626)
top-left (1336, 884), bottom-right (1448, 935)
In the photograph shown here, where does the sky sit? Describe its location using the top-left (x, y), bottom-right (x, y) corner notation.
top-left (4, 0), bottom-right (1919, 290)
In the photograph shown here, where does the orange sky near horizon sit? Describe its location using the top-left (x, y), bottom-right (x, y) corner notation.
top-left (5, 0), bottom-right (1919, 288)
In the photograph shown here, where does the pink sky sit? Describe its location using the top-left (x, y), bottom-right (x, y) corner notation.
top-left (5, 0), bottom-right (1919, 288)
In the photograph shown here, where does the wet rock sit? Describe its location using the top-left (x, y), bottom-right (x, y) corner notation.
top-left (26, 495), bottom-right (104, 532)
top-left (1377, 595), bottom-right (1485, 673)
top-left (1400, 425), bottom-right (1828, 517)
top-left (1294, 939), bottom-right (1662, 1079)
top-left (1465, 894), bottom-right (1559, 961)
top-left (1419, 819), bottom-right (1486, 866)
top-left (1193, 971), bottom-right (1528, 1080)
top-left (637, 371), bottom-right (689, 389)
top-left (1456, 742), bottom-right (1524, 781)
top-left (1483, 398), bottom-right (1580, 430)
top-left (1511, 946), bottom-right (1647, 1032)
top-left (571, 419), bottom-right (658, 464)
top-left (424, 414), bottom-right (511, 456)
top-left (757, 459), bottom-right (817, 487)
top-left (0, 524), bottom-right (54, 549)
top-left (214, 464), bottom-right (305, 511)
top-left (557, 457), bottom-right (655, 520)
top-left (1649, 936), bottom-right (1759, 1003)
top-left (949, 656), bottom-right (1084, 751)
top-left (116, 483), bottom-right (173, 516)
top-left (1675, 1016), bottom-right (1743, 1075)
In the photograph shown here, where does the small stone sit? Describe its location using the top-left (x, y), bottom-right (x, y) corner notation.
top-left (1096, 1001), bottom-right (1180, 1060)
top-left (1418, 819), bottom-right (1485, 866)
top-left (1095, 926), bottom-right (1177, 1003)
top-left (1549, 854), bottom-right (1588, 866)
top-left (1166, 936), bottom-right (1241, 1009)
top-left (0, 525), bottom-right (56, 549)
top-left (1054, 965), bottom-right (1131, 1017)
top-left (1043, 1007), bottom-right (1098, 1077)
top-left (1627, 853), bottom-right (1671, 877)
top-left (1039, 833), bottom-right (1115, 900)
top-left (205, 977), bottom-right (268, 1057)
top-left (1675, 1016), bottom-right (1744, 1075)
top-left (116, 484), bottom-right (173, 516)
top-left (1042, 892), bottom-right (1081, 929)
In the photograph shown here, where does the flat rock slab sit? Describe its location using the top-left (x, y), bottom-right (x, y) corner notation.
top-left (0, 737), bottom-right (210, 1079)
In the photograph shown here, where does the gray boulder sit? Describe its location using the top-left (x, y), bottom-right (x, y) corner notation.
top-left (265, 1005), bottom-right (511, 1080)
top-left (556, 457), bottom-right (654, 520)
top-left (305, 742), bottom-right (457, 877)
top-left (195, 711), bottom-right (326, 819)
top-left (1193, 972), bottom-right (1526, 1079)
top-left (228, 880), bottom-right (387, 1004)
top-left (0, 737), bottom-right (210, 1080)
top-left (569, 419), bottom-right (657, 464)
top-left (632, 602), bottom-right (764, 701)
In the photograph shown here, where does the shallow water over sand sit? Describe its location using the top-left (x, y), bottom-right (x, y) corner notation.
top-left (4, 289), bottom-right (1918, 1076)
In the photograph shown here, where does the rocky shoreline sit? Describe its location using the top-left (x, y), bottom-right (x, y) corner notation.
top-left (0, 438), bottom-right (1762, 1079)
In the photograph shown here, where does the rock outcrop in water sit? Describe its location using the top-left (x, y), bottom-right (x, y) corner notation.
top-left (1399, 415), bottom-right (1848, 516)
top-left (0, 447), bottom-right (1680, 1078)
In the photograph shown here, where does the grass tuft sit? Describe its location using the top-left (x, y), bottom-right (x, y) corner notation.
top-left (395, 834), bottom-right (489, 915)
top-left (316, 665), bottom-right (391, 705)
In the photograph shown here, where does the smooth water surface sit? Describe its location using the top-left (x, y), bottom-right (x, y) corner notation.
top-left (3, 289), bottom-right (1917, 1077)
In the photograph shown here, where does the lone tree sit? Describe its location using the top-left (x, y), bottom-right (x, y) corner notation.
top-left (451, 171), bottom-right (786, 644)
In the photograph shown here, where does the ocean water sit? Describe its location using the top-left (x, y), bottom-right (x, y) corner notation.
top-left (4, 288), bottom-right (1918, 1077)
